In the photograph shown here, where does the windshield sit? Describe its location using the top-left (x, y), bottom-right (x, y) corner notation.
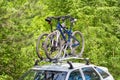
top-left (19, 69), bottom-right (67, 80)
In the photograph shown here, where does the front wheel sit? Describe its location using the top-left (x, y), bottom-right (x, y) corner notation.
top-left (36, 33), bottom-right (48, 60)
top-left (44, 30), bottom-right (61, 61)
top-left (71, 31), bottom-right (84, 57)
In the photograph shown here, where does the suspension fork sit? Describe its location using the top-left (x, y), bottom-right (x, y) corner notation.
top-left (56, 31), bottom-right (60, 46)
top-left (51, 31), bottom-right (60, 47)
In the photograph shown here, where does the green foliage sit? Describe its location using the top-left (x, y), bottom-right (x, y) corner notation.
top-left (0, 74), bottom-right (13, 80)
top-left (0, 0), bottom-right (120, 80)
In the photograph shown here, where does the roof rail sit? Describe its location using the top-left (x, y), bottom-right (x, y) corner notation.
top-left (58, 57), bottom-right (90, 65)
top-left (34, 57), bottom-right (90, 66)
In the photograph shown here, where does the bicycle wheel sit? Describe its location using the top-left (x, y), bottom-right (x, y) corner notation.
top-left (36, 33), bottom-right (48, 60)
top-left (70, 31), bottom-right (84, 57)
top-left (59, 43), bottom-right (72, 59)
top-left (44, 30), bottom-right (61, 60)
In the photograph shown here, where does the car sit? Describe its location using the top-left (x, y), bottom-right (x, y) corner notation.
top-left (19, 57), bottom-right (114, 80)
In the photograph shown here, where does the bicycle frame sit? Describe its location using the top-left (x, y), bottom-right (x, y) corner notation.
top-left (45, 16), bottom-right (76, 44)
top-left (56, 21), bottom-right (80, 47)
top-left (56, 21), bottom-right (72, 42)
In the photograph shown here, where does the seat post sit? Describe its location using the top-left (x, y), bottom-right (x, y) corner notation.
top-left (50, 22), bottom-right (53, 32)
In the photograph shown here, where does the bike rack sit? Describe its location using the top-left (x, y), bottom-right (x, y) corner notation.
top-left (58, 57), bottom-right (90, 67)
top-left (34, 57), bottom-right (90, 68)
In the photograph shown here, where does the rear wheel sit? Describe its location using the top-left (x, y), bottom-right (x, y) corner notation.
top-left (44, 30), bottom-right (61, 60)
top-left (36, 33), bottom-right (48, 60)
top-left (71, 31), bottom-right (84, 57)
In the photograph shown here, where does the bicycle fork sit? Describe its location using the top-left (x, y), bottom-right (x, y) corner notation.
top-left (51, 31), bottom-right (60, 48)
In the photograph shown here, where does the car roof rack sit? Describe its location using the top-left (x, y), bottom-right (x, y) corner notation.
top-left (67, 61), bottom-right (74, 69)
top-left (34, 57), bottom-right (90, 67)
top-left (58, 57), bottom-right (90, 66)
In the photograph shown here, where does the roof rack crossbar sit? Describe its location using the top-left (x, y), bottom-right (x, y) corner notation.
top-left (34, 57), bottom-right (90, 66)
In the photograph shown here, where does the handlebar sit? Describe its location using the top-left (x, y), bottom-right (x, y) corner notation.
top-left (45, 15), bottom-right (77, 23)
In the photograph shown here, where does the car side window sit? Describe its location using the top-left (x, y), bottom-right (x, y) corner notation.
top-left (82, 67), bottom-right (100, 80)
top-left (68, 69), bottom-right (83, 80)
top-left (95, 67), bottom-right (109, 79)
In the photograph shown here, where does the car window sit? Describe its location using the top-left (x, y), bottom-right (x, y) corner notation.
top-left (35, 70), bottom-right (67, 80)
top-left (19, 70), bottom-right (67, 80)
top-left (53, 72), bottom-right (67, 80)
top-left (82, 67), bottom-right (100, 80)
top-left (95, 67), bottom-right (109, 79)
top-left (68, 69), bottom-right (83, 80)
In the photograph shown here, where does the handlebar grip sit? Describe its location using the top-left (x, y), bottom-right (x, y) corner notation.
top-left (70, 18), bottom-right (77, 23)
top-left (45, 17), bottom-right (52, 22)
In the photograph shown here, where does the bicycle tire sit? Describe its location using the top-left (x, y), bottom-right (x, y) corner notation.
top-left (36, 33), bottom-right (48, 60)
top-left (71, 31), bottom-right (85, 57)
top-left (44, 30), bottom-right (61, 60)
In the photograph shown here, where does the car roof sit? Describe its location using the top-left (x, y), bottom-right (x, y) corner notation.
top-left (32, 58), bottom-right (108, 73)
top-left (32, 62), bottom-right (95, 72)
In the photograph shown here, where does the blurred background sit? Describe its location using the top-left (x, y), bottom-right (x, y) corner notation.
top-left (0, 0), bottom-right (120, 80)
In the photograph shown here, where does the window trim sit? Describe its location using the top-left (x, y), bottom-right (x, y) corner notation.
top-left (81, 66), bottom-right (101, 80)
top-left (94, 67), bottom-right (110, 79)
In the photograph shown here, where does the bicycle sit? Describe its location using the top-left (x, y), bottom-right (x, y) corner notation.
top-left (44, 16), bottom-right (84, 61)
